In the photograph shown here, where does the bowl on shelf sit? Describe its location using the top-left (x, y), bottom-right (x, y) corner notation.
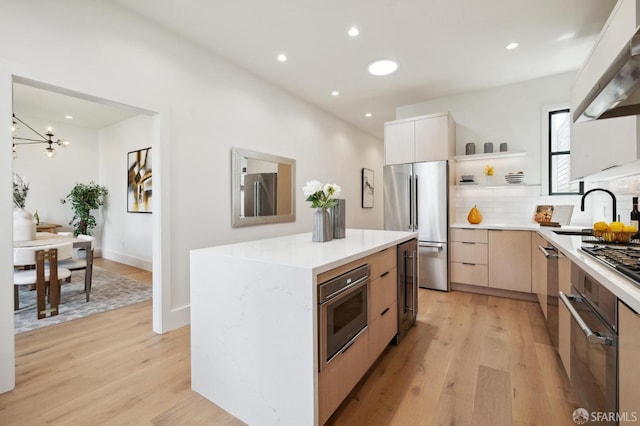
top-left (504, 173), bottom-right (525, 184)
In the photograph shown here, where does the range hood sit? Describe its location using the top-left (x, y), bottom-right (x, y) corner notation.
top-left (574, 26), bottom-right (640, 123)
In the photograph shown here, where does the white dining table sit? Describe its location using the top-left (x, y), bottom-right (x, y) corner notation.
top-left (13, 232), bottom-right (94, 302)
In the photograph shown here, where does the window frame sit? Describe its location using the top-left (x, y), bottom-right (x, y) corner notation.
top-left (548, 108), bottom-right (578, 195)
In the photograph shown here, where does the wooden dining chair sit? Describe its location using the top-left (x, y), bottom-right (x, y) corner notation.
top-left (13, 243), bottom-right (72, 319)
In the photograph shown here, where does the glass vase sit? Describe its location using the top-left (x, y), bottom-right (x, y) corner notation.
top-left (312, 208), bottom-right (333, 242)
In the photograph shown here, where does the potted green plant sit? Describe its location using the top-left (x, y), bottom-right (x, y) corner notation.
top-left (13, 173), bottom-right (36, 241)
top-left (61, 181), bottom-right (109, 236)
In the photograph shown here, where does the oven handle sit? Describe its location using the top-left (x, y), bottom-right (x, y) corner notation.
top-left (320, 276), bottom-right (369, 305)
top-left (538, 245), bottom-right (559, 259)
top-left (559, 291), bottom-right (615, 346)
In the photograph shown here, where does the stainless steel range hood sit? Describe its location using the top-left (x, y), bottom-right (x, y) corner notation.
top-left (574, 26), bottom-right (640, 123)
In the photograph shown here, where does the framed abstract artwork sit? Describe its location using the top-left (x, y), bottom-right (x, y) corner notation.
top-left (362, 168), bottom-right (374, 208)
top-left (127, 147), bottom-right (152, 213)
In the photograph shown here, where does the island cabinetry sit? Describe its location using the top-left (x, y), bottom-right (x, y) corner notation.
top-left (618, 300), bottom-right (640, 419)
top-left (384, 112), bottom-right (455, 165)
top-left (488, 230), bottom-right (531, 293)
top-left (318, 244), bottom-right (403, 425)
top-left (368, 247), bottom-right (398, 366)
top-left (450, 228), bottom-right (488, 287)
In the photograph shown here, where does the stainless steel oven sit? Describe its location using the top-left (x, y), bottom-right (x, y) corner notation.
top-left (559, 264), bottom-right (617, 425)
top-left (318, 264), bottom-right (369, 371)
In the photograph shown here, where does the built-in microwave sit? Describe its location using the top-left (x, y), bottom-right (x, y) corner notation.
top-left (318, 264), bottom-right (369, 371)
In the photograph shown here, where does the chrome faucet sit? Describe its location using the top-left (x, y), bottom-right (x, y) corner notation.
top-left (580, 188), bottom-right (617, 222)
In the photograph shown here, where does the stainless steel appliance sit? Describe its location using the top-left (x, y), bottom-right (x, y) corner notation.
top-left (244, 172), bottom-right (277, 217)
top-left (396, 238), bottom-right (418, 343)
top-left (318, 264), bottom-right (369, 371)
top-left (582, 244), bottom-right (640, 286)
top-left (384, 161), bottom-right (449, 291)
top-left (559, 264), bottom-right (617, 424)
top-left (538, 244), bottom-right (559, 351)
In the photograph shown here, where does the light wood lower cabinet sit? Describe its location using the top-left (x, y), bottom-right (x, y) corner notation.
top-left (318, 328), bottom-right (369, 425)
top-left (557, 252), bottom-right (571, 377)
top-left (450, 228), bottom-right (488, 287)
top-left (488, 230), bottom-right (531, 292)
top-left (318, 244), bottom-right (401, 424)
top-left (618, 300), bottom-right (640, 421)
top-left (531, 232), bottom-right (548, 318)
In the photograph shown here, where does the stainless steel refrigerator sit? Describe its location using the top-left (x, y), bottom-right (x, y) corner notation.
top-left (384, 161), bottom-right (449, 291)
top-left (244, 173), bottom-right (277, 217)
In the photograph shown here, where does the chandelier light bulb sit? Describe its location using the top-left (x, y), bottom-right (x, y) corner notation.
top-left (44, 146), bottom-right (56, 158)
top-left (12, 144), bottom-right (17, 159)
top-left (60, 139), bottom-right (71, 147)
top-left (44, 126), bottom-right (55, 137)
top-left (11, 120), bottom-right (18, 134)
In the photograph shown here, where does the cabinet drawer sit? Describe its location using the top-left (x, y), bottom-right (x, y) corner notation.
top-left (319, 328), bottom-right (369, 425)
top-left (369, 267), bottom-right (397, 320)
top-left (369, 247), bottom-right (396, 280)
top-left (450, 262), bottom-right (488, 287)
top-left (368, 301), bottom-right (398, 365)
top-left (450, 242), bottom-right (488, 264)
top-left (450, 228), bottom-right (488, 243)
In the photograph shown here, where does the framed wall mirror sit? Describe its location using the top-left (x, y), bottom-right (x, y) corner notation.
top-left (231, 148), bottom-right (296, 227)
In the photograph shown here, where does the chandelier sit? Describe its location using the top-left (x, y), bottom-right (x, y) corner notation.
top-left (12, 114), bottom-right (70, 159)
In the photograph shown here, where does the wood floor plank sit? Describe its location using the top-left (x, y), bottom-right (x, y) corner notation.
top-left (471, 365), bottom-right (512, 426)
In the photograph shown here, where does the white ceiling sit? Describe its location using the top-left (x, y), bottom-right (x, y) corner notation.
top-left (112, 0), bottom-right (617, 139)
top-left (12, 83), bottom-right (140, 130)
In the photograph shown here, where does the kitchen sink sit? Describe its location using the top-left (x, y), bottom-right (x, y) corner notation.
top-left (552, 229), bottom-right (593, 236)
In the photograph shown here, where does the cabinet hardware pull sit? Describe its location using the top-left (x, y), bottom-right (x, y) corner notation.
top-left (462, 262), bottom-right (476, 266)
top-left (381, 307), bottom-right (390, 316)
top-left (462, 241), bottom-right (476, 245)
top-left (380, 271), bottom-right (390, 278)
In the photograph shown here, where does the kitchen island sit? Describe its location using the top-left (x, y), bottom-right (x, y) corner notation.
top-left (190, 229), bottom-right (417, 426)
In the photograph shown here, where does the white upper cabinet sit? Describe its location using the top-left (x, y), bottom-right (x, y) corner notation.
top-left (570, 0), bottom-right (640, 180)
top-left (384, 112), bottom-right (455, 165)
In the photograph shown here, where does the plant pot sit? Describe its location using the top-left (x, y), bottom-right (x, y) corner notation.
top-left (13, 207), bottom-right (36, 242)
top-left (312, 208), bottom-right (333, 242)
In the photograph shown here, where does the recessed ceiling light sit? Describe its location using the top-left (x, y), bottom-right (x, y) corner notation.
top-left (331, 91), bottom-right (340, 96)
top-left (277, 53), bottom-right (287, 62)
top-left (368, 59), bottom-right (398, 76)
top-left (348, 27), bottom-right (360, 37)
top-left (64, 115), bottom-right (73, 120)
top-left (365, 113), bottom-right (372, 118)
top-left (505, 42), bottom-right (519, 50)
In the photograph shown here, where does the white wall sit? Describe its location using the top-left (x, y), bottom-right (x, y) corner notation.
top-left (12, 114), bottom-right (100, 233)
top-left (396, 72), bottom-right (602, 226)
top-left (0, 0), bottom-right (383, 393)
top-left (99, 115), bottom-right (153, 271)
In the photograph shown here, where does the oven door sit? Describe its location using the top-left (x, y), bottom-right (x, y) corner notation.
top-left (319, 278), bottom-right (368, 371)
top-left (560, 290), bottom-right (617, 424)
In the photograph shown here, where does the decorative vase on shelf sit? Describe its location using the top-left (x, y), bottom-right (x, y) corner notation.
top-left (13, 207), bottom-right (36, 242)
top-left (312, 208), bottom-right (333, 242)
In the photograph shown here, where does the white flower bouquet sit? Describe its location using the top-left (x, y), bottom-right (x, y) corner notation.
top-left (303, 180), bottom-right (341, 209)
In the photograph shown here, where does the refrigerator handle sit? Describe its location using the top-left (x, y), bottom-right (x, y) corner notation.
top-left (414, 175), bottom-right (419, 230)
top-left (254, 181), bottom-right (261, 216)
top-left (408, 175), bottom-right (413, 230)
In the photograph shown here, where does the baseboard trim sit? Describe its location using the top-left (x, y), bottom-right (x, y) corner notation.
top-left (101, 249), bottom-right (152, 272)
top-left (451, 282), bottom-right (538, 302)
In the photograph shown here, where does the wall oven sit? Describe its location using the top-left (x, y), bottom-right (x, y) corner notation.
top-left (559, 264), bottom-right (617, 425)
top-left (318, 264), bottom-right (369, 371)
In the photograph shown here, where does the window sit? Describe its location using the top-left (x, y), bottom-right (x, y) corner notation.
top-left (549, 109), bottom-right (579, 195)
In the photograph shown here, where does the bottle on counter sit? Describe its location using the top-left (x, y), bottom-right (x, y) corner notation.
top-left (33, 209), bottom-right (39, 225)
top-left (631, 197), bottom-right (639, 229)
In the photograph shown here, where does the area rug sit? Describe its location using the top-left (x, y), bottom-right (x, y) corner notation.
top-left (14, 267), bottom-right (152, 334)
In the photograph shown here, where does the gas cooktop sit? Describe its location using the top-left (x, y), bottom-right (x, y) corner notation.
top-left (581, 244), bottom-right (640, 286)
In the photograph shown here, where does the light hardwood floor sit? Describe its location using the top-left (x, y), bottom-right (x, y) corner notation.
top-left (1, 262), bottom-right (577, 425)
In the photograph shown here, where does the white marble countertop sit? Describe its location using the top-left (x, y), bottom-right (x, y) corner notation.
top-left (192, 228), bottom-right (417, 275)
